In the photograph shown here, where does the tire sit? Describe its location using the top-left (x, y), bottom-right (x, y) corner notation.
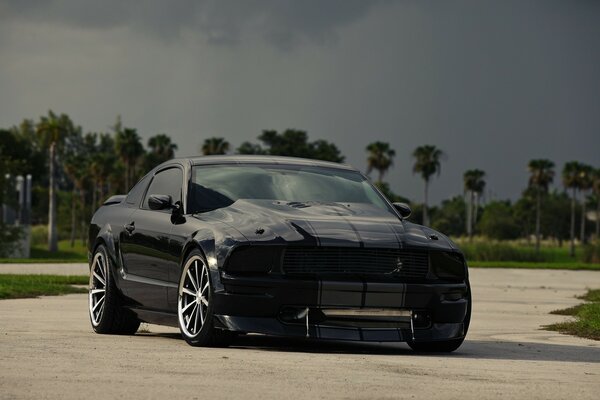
top-left (89, 244), bottom-right (140, 335)
top-left (407, 282), bottom-right (472, 353)
top-left (177, 250), bottom-right (235, 347)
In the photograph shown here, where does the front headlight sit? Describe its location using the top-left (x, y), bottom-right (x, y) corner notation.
top-left (430, 251), bottom-right (466, 281)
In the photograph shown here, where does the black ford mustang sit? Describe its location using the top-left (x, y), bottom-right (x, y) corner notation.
top-left (88, 155), bottom-right (471, 351)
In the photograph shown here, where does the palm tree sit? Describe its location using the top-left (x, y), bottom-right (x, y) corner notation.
top-left (200, 137), bottom-right (230, 155)
top-left (146, 134), bottom-right (178, 169)
top-left (366, 142), bottom-right (396, 183)
top-left (237, 141), bottom-right (265, 155)
top-left (578, 163), bottom-right (594, 244)
top-left (148, 134), bottom-right (178, 161)
top-left (412, 145), bottom-right (444, 226)
top-left (463, 169), bottom-right (486, 240)
top-left (527, 159), bottom-right (555, 251)
top-left (35, 111), bottom-right (74, 252)
top-left (115, 127), bottom-right (145, 190)
top-left (593, 168), bottom-right (600, 239)
top-left (563, 161), bottom-right (583, 257)
top-left (64, 152), bottom-right (88, 247)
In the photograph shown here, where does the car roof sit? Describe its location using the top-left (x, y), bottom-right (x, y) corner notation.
top-left (176, 155), bottom-right (356, 171)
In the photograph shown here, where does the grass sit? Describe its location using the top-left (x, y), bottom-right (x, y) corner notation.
top-left (456, 240), bottom-right (582, 263)
top-left (0, 274), bottom-right (88, 299)
top-left (0, 240), bottom-right (88, 263)
top-left (546, 289), bottom-right (600, 341)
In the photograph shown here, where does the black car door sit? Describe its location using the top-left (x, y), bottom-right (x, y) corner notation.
top-left (120, 166), bottom-right (184, 311)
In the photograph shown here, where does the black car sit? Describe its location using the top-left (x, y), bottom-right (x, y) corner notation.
top-left (88, 155), bottom-right (471, 351)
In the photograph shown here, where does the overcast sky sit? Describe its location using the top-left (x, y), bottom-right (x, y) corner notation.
top-left (1, 0), bottom-right (598, 204)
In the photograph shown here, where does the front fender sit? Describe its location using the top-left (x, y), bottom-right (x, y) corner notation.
top-left (178, 223), bottom-right (245, 293)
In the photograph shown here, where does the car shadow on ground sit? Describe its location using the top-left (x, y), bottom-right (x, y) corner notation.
top-left (139, 332), bottom-right (600, 363)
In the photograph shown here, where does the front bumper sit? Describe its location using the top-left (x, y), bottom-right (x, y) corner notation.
top-left (213, 273), bottom-right (469, 342)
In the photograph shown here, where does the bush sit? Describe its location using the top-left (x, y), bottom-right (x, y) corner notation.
top-left (0, 224), bottom-right (24, 258)
top-left (583, 241), bottom-right (600, 264)
top-left (460, 241), bottom-right (550, 262)
top-left (478, 201), bottom-right (520, 240)
top-left (30, 225), bottom-right (48, 246)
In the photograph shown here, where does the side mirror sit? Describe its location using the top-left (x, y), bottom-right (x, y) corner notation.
top-left (148, 194), bottom-right (172, 211)
top-left (393, 202), bottom-right (412, 219)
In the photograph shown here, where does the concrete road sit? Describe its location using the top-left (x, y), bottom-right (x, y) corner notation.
top-left (0, 268), bottom-right (599, 399)
top-left (0, 263), bottom-right (88, 275)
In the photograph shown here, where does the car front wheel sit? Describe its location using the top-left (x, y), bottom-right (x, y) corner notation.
top-left (177, 250), bottom-right (234, 347)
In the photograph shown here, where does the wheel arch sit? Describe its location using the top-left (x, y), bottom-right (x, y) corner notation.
top-left (91, 224), bottom-right (123, 285)
top-left (178, 229), bottom-right (226, 292)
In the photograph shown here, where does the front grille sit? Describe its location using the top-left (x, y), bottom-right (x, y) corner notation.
top-left (282, 247), bottom-right (429, 279)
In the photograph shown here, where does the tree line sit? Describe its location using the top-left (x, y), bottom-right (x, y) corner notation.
top-left (1, 110), bottom-right (598, 255)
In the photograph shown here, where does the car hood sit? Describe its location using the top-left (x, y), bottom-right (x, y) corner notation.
top-left (197, 199), bottom-right (456, 251)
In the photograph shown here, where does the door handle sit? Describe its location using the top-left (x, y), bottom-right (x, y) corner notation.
top-left (124, 222), bottom-right (135, 234)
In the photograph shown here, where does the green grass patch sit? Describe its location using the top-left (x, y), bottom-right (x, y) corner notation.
top-left (0, 274), bottom-right (88, 299)
top-left (469, 261), bottom-right (600, 270)
top-left (546, 290), bottom-right (600, 341)
top-left (0, 240), bottom-right (88, 263)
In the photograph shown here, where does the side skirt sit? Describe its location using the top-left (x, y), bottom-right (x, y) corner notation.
top-left (127, 307), bottom-right (178, 328)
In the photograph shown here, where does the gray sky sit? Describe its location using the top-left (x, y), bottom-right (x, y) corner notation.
top-left (1, 0), bottom-right (598, 204)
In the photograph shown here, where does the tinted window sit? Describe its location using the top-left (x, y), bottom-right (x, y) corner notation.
top-left (142, 167), bottom-right (183, 210)
top-left (125, 174), bottom-right (151, 206)
top-left (189, 164), bottom-right (391, 213)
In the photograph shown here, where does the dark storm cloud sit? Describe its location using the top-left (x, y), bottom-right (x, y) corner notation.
top-left (0, 0), bottom-right (598, 203)
top-left (0, 0), bottom-right (381, 49)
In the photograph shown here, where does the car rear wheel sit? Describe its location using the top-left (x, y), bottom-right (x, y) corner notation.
top-left (89, 244), bottom-right (140, 334)
top-left (407, 282), bottom-right (472, 353)
top-left (177, 250), bottom-right (234, 347)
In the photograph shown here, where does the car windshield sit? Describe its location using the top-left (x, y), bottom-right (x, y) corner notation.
top-left (189, 164), bottom-right (391, 213)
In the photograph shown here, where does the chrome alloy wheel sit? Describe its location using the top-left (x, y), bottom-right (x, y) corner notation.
top-left (89, 252), bottom-right (107, 326)
top-left (178, 256), bottom-right (210, 337)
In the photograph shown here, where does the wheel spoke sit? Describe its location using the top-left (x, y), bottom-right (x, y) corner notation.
top-left (195, 261), bottom-right (201, 293)
top-left (182, 300), bottom-right (195, 313)
top-left (91, 289), bottom-right (105, 295)
top-left (93, 271), bottom-right (106, 286)
top-left (201, 282), bottom-right (209, 295)
top-left (186, 303), bottom-right (198, 329)
top-left (194, 303), bottom-right (200, 333)
top-left (200, 297), bottom-right (208, 306)
top-left (187, 269), bottom-right (198, 291)
top-left (92, 295), bottom-right (105, 312)
top-left (199, 301), bottom-right (205, 325)
top-left (97, 257), bottom-right (106, 279)
top-left (182, 288), bottom-right (196, 297)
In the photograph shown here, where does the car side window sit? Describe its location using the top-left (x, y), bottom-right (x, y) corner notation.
top-left (142, 167), bottom-right (183, 210)
top-left (125, 174), bottom-right (152, 207)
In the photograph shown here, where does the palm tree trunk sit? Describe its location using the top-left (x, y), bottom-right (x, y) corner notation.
top-left (580, 193), bottom-right (587, 245)
top-left (70, 188), bottom-right (76, 248)
top-left (125, 161), bottom-right (130, 192)
top-left (378, 170), bottom-right (383, 183)
top-left (474, 192), bottom-right (480, 230)
top-left (596, 196), bottom-right (600, 240)
top-left (535, 188), bottom-right (541, 252)
top-left (91, 183), bottom-right (97, 214)
top-left (423, 179), bottom-right (429, 226)
top-left (48, 142), bottom-right (58, 252)
top-left (80, 189), bottom-right (86, 246)
top-left (570, 188), bottom-right (577, 257)
top-left (465, 191), bottom-right (471, 239)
